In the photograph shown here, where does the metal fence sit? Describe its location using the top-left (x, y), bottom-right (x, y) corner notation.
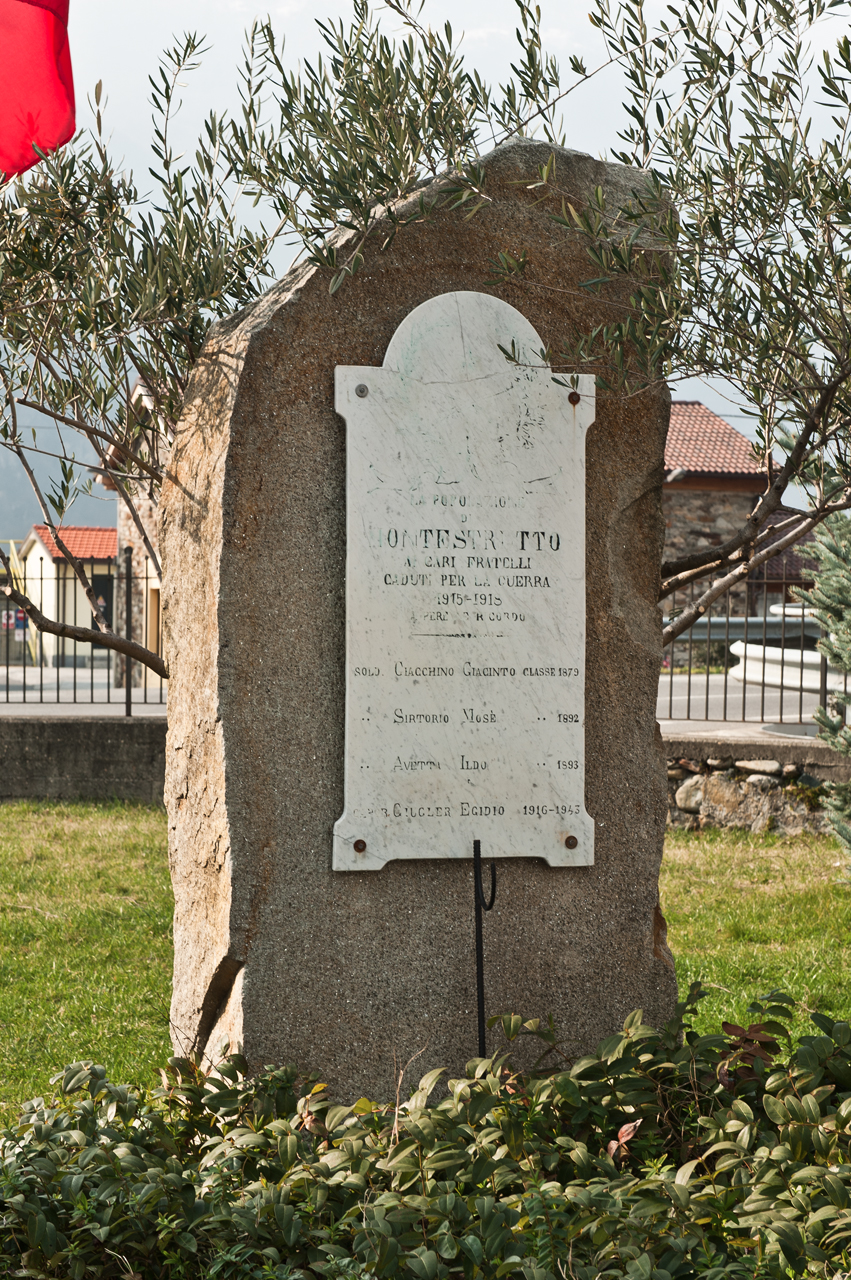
top-left (1, 547), bottom-right (164, 714)
top-left (3, 544), bottom-right (841, 727)
top-left (658, 560), bottom-right (847, 726)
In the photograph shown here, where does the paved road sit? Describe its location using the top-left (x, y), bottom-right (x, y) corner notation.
top-left (657, 672), bottom-right (819, 727)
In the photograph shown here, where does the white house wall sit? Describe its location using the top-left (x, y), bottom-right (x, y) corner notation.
top-left (17, 540), bottom-right (116, 668)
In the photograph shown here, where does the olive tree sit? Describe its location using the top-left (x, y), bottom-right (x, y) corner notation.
top-left (4, 0), bottom-right (851, 672)
top-left (0, 36), bottom-right (282, 676)
top-left (518, 0), bottom-right (851, 644)
top-left (0, 5), bottom-right (592, 675)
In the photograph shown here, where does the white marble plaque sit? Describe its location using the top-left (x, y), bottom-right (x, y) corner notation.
top-left (333, 291), bottom-right (594, 871)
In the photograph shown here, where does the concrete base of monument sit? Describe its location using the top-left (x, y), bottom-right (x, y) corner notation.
top-left (161, 139), bottom-right (678, 1098)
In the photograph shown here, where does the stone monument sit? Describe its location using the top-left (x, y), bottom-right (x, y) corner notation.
top-left (161, 140), bottom-right (676, 1098)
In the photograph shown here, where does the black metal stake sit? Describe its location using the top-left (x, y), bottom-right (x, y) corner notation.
top-left (124, 545), bottom-right (133, 718)
top-left (473, 839), bottom-right (497, 1057)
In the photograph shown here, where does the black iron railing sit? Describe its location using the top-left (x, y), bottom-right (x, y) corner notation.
top-left (658, 560), bottom-right (844, 725)
top-left (1, 549), bottom-right (165, 715)
top-left (4, 548), bottom-right (839, 726)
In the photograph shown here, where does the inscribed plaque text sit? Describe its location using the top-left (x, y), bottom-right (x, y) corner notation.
top-left (333, 292), bottom-right (594, 870)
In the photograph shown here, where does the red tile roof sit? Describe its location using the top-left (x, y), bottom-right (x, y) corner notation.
top-left (32, 525), bottom-right (117, 561)
top-left (667, 401), bottom-right (761, 475)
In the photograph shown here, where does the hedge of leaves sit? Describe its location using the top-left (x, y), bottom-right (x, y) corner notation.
top-left (2, 986), bottom-right (851, 1280)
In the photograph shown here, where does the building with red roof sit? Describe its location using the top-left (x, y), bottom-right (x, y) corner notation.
top-left (663, 403), bottom-right (765, 569)
top-left (16, 515), bottom-right (161, 680)
top-left (663, 402), bottom-right (813, 610)
top-left (665, 402), bottom-right (764, 487)
top-left (27, 525), bottom-right (117, 562)
top-left (17, 524), bottom-right (118, 669)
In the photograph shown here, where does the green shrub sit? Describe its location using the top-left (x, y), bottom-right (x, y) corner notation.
top-left (2, 986), bottom-right (851, 1280)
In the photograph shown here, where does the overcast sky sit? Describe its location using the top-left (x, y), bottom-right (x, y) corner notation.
top-left (0, 0), bottom-right (809, 536)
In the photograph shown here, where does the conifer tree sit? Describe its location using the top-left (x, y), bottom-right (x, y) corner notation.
top-left (798, 517), bottom-right (851, 858)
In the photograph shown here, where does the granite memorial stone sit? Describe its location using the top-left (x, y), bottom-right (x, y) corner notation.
top-left (161, 139), bottom-right (676, 1099)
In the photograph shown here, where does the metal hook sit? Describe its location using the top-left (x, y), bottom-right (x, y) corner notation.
top-left (474, 840), bottom-right (497, 910)
top-left (473, 839), bottom-right (497, 1057)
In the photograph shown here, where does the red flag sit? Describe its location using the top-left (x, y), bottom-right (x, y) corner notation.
top-left (0, 0), bottom-right (75, 178)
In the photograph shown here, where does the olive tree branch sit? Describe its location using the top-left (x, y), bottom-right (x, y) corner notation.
top-left (1, 369), bottom-right (113, 635)
top-left (661, 372), bottom-right (850, 584)
top-left (15, 400), bottom-right (165, 483)
top-left (662, 508), bottom-right (839, 646)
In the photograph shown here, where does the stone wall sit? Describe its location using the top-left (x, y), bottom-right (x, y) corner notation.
top-left (0, 716), bottom-right (166, 803)
top-left (662, 487), bottom-right (755, 623)
top-left (662, 486), bottom-right (757, 565)
top-left (663, 736), bottom-right (851, 834)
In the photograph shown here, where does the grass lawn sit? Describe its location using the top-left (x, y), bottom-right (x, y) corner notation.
top-left (0, 800), bottom-right (172, 1122)
top-left (661, 825), bottom-right (851, 1039)
top-left (0, 802), bottom-right (849, 1119)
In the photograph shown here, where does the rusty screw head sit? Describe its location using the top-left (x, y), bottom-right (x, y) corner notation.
top-left (354, 839), bottom-right (367, 853)
top-left (568, 391), bottom-right (581, 406)
top-left (355, 383), bottom-right (369, 398)
top-left (565, 835), bottom-right (578, 850)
